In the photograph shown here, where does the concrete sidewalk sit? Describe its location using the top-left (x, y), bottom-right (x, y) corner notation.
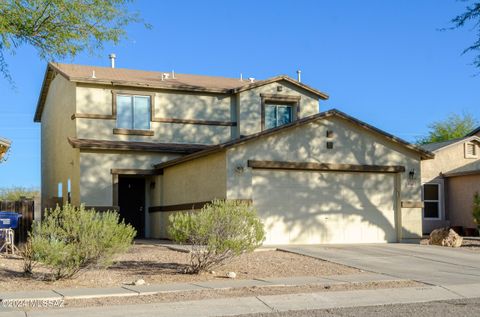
top-left (2, 284), bottom-right (480, 317)
top-left (0, 272), bottom-right (402, 301)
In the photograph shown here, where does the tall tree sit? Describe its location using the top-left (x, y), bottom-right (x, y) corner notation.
top-left (417, 112), bottom-right (478, 144)
top-left (0, 0), bottom-right (146, 83)
top-left (450, 2), bottom-right (480, 69)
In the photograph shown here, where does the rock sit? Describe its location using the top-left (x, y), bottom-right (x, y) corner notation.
top-left (134, 279), bottom-right (146, 286)
top-left (226, 271), bottom-right (237, 279)
top-left (210, 271), bottom-right (216, 275)
top-left (429, 228), bottom-right (463, 247)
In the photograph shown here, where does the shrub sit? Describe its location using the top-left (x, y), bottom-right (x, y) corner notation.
top-left (26, 204), bottom-right (136, 280)
top-left (168, 200), bottom-right (265, 274)
top-left (473, 192), bottom-right (480, 227)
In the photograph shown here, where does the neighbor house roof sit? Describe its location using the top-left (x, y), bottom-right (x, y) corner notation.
top-left (420, 135), bottom-right (480, 153)
top-left (34, 62), bottom-right (329, 122)
top-left (154, 109), bottom-right (434, 171)
top-left (467, 126), bottom-right (480, 137)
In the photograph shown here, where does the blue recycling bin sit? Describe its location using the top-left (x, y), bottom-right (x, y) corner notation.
top-left (0, 212), bottom-right (22, 229)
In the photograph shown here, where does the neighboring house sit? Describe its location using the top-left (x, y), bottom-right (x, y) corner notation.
top-left (34, 61), bottom-right (433, 244)
top-left (421, 131), bottom-right (480, 235)
top-left (0, 137), bottom-right (11, 161)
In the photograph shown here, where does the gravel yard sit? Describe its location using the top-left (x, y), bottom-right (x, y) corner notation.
top-left (0, 243), bottom-right (358, 292)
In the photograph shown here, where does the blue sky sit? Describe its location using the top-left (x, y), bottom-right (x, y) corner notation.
top-left (0, 0), bottom-right (479, 188)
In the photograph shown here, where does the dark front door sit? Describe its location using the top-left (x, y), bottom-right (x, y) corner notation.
top-left (118, 177), bottom-right (145, 238)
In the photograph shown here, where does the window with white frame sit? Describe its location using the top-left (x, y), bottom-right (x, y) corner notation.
top-left (116, 95), bottom-right (151, 130)
top-left (423, 183), bottom-right (440, 219)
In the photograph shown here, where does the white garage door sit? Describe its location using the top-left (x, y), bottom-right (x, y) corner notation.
top-left (252, 170), bottom-right (397, 245)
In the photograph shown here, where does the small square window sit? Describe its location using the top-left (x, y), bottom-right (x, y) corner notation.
top-left (326, 130), bottom-right (334, 138)
top-left (277, 86), bottom-right (283, 92)
top-left (326, 141), bottom-right (334, 149)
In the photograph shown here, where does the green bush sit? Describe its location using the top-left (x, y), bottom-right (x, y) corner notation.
top-left (168, 200), bottom-right (265, 274)
top-left (25, 204), bottom-right (136, 280)
top-left (473, 192), bottom-right (480, 227)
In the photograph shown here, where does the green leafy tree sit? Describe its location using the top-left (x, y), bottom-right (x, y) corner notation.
top-left (417, 112), bottom-right (478, 144)
top-left (450, 2), bottom-right (480, 69)
top-left (0, 0), bottom-right (147, 82)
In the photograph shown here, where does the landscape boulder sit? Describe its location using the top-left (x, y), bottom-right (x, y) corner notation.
top-left (429, 228), bottom-right (463, 247)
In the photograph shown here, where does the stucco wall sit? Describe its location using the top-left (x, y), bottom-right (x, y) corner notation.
top-left (149, 152), bottom-right (227, 238)
top-left (238, 80), bottom-right (320, 136)
top-left (79, 151), bottom-right (179, 206)
top-left (41, 75), bottom-right (79, 209)
top-left (421, 140), bottom-right (480, 233)
top-left (447, 174), bottom-right (480, 228)
top-left (162, 152), bottom-right (227, 205)
top-left (421, 141), bottom-right (480, 182)
top-left (75, 84), bottom-right (233, 144)
top-left (226, 116), bottom-right (423, 239)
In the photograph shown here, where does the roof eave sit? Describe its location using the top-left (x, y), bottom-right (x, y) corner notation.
top-left (154, 109), bottom-right (433, 170)
top-left (231, 75), bottom-right (329, 100)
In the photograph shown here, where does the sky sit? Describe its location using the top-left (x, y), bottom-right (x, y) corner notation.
top-left (0, 0), bottom-right (479, 188)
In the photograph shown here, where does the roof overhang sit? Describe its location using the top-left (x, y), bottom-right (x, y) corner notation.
top-left (231, 75), bottom-right (329, 100)
top-left (33, 63), bottom-right (330, 123)
top-left (67, 137), bottom-right (210, 154)
top-left (154, 109), bottom-right (434, 171)
top-left (429, 136), bottom-right (480, 153)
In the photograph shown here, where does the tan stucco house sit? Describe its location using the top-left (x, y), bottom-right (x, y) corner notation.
top-left (34, 62), bottom-right (433, 244)
top-left (0, 137), bottom-right (11, 161)
top-left (421, 130), bottom-right (480, 235)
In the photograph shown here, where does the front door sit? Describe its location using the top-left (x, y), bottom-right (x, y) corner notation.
top-left (118, 177), bottom-right (145, 238)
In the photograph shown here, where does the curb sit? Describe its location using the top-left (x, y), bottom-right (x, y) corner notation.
top-left (0, 273), bottom-right (407, 301)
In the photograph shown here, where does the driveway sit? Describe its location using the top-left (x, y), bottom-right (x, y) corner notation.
top-left (279, 243), bottom-right (480, 286)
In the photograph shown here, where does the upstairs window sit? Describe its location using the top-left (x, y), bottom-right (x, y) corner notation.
top-left (265, 104), bottom-right (293, 130)
top-left (116, 95), bottom-right (151, 130)
top-left (423, 183), bottom-right (440, 219)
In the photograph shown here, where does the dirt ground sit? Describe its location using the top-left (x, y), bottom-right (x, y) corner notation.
top-left (0, 243), bottom-right (358, 292)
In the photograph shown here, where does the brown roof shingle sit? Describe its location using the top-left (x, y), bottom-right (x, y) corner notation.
top-left (34, 62), bottom-right (329, 122)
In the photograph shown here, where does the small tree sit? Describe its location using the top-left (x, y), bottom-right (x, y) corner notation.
top-left (169, 200), bottom-right (265, 274)
top-left (473, 192), bottom-right (480, 228)
top-left (417, 112), bottom-right (478, 145)
top-left (25, 204), bottom-right (136, 280)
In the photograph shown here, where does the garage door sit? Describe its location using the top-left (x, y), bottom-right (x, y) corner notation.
top-left (252, 170), bottom-right (397, 245)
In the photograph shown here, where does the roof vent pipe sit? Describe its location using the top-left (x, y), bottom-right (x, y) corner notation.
top-left (172, 70), bottom-right (175, 79)
top-left (109, 53), bottom-right (116, 68)
top-left (296, 70), bottom-right (301, 83)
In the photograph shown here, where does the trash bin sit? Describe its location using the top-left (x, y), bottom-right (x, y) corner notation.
top-left (0, 212), bottom-right (22, 229)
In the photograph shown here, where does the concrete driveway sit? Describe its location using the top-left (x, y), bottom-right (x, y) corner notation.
top-left (279, 243), bottom-right (480, 286)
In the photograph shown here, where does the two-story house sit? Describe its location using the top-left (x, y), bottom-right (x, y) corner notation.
top-left (421, 130), bottom-right (480, 235)
top-left (34, 61), bottom-right (433, 244)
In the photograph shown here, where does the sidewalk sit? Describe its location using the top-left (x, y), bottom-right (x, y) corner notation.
top-left (2, 283), bottom-right (480, 317)
top-left (0, 272), bottom-right (402, 301)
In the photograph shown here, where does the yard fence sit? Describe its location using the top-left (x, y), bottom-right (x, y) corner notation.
top-left (0, 199), bottom-right (34, 244)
